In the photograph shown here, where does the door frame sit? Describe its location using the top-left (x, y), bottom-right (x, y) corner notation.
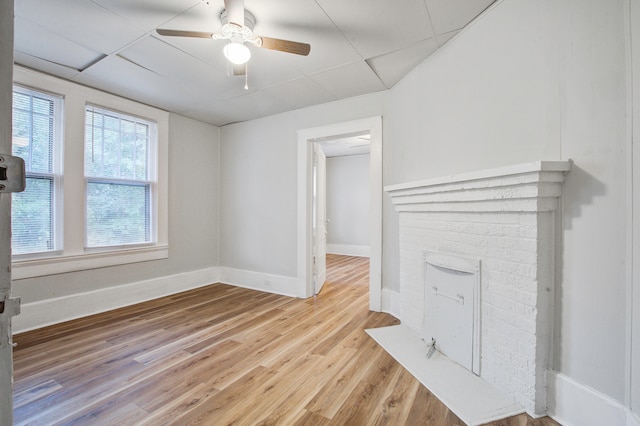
top-left (312, 144), bottom-right (327, 294)
top-left (296, 116), bottom-right (382, 311)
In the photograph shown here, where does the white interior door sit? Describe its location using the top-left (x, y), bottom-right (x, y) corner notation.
top-left (312, 145), bottom-right (327, 294)
top-left (0, 2), bottom-right (17, 424)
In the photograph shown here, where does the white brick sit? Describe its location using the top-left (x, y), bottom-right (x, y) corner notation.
top-left (388, 162), bottom-right (569, 416)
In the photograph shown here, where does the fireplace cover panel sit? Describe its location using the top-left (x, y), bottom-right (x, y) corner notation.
top-left (423, 252), bottom-right (480, 375)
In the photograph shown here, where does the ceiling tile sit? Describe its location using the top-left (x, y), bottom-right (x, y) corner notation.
top-left (425, 0), bottom-right (495, 35)
top-left (437, 30), bottom-right (460, 47)
top-left (315, 0), bottom-right (435, 59)
top-left (178, 99), bottom-right (242, 126)
top-left (15, 0), bottom-right (146, 54)
top-left (14, 52), bottom-right (81, 80)
top-left (14, 16), bottom-right (104, 71)
top-left (73, 55), bottom-right (200, 112)
top-left (217, 88), bottom-right (294, 123)
top-left (182, 75), bottom-right (336, 125)
top-left (310, 61), bottom-right (386, 100)
top-left (90, 0), bottom-right (201, 32)
top-left (367, 38), bottom-right (439, 88)
top-left (260, 77), bottom-right (336, 111)
top-left (117, 36), bottom-right (235, 95)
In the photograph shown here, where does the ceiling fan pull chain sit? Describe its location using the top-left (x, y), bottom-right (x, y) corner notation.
top-left (244, 63), bottom-right (248, 90)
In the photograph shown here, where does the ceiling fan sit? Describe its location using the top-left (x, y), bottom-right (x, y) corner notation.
top-left (156, 0), bottom-right (310, 79)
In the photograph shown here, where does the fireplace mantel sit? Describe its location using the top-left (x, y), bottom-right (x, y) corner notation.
top-left (385, 161), bottom-right (572, 213)
top-left (384, 160), bottom-right (571, 417)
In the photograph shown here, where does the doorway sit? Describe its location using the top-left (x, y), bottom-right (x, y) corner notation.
top-left (296, 116), bottom-right (382, 311)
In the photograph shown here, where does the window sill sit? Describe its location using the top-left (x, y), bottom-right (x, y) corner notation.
top-left (11, 245), bottom-right (169, 280)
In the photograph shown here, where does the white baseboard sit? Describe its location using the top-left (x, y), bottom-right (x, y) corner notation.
top-left (547, 370), bottom-right (636, 426)
top-left (381, 288), bottom-right (402, 320)
top-left (218, 267), bottom-right (299, 298)
top-left (327, 244), bottom-right (370, 257)
top-left (13, 266), bottom-right (220, 334)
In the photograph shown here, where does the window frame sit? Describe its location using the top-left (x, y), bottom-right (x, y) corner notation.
top-left (11, 84), bottom-right (64, 260)
top-left (10, 66), bottom-right (169, 280)
top-left (83, 104), bottom-right (158, 251)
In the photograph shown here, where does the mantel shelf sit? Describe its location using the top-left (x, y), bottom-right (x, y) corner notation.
top-left (385, 161), bottom-right (572, 213)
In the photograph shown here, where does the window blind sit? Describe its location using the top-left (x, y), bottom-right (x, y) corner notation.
top-left (84, 105), bottom-right (156, 248)
top-left (11, 86), bottom-right (62, 256)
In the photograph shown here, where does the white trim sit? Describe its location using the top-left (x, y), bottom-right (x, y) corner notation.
top-left (628, 0), bottom-right (640, 415)
top-left (624, 0), bottom-right (636, 411)
top-left (326, 244), bottom-right (370, 257)
top-left (384, 160), bottom-right (571, 193)
top-left (13, 266), bottom-right (220, 334)
top-left (381, 288), bottom-right (402, 320)
top-left (297, 116), bottom-right (383, 309)
top-left (11, 245), bottom-right (169, 279)
top-left (547, 370), bottom-right (633, 426)
top-left (218, 267), bottom-right (298, 298)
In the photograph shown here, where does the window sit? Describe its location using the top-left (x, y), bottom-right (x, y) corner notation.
top-left (11, 85), bottom-right (63, 256)
top-left (11, 66), bottom-right (169, 279)
top-left (84, 105), bottom-right (157, 249)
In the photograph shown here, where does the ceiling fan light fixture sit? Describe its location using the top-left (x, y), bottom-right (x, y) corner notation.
top-left (223, 42), bottom-right (251, 65)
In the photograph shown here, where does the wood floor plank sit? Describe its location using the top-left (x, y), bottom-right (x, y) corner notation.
top-left (166, 366), bottom-right (278, 425)
top-left (369, 366), bottom-right (421, 425)
top-left (13, 254), bottom-right (559, 425)
top-left (304, 338), bottom-right (390, 419)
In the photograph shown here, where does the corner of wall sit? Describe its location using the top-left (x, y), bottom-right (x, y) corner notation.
top-left (381, 288), bottom-right (402, 320)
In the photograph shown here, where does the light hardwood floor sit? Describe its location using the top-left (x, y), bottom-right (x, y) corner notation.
top-left (13, 255), bottom-right (559, 425)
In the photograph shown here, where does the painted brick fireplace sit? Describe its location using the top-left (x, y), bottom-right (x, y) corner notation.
top-left (385, 161), bottom-right (571, 416)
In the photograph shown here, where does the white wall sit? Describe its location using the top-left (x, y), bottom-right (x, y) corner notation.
top-left (326, 154), bottom-right (370, 256)
top-left (219, 93), bottom-right (386, 280)
top-left (556, 0), bottom-right (629, 406)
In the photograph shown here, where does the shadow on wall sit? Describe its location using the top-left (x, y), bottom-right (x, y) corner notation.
top-left (561, 163), bottom-right (607, 230)
top-left (553, 161), bottom-right (607, 373)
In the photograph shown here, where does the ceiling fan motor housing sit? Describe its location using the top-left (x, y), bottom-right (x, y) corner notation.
top-left (219, 9), bottom-right (256, 41)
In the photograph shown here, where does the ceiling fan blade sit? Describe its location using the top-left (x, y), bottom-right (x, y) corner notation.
top-left (156, 29), bottom-right (214, 38)
top-left (258, 36), bottom-right (310, 56)
top-left (224, 0), bottom-right (245, 27)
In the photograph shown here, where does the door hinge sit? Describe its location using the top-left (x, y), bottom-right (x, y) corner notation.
top-left (0, 154), bottom-right (26, 193)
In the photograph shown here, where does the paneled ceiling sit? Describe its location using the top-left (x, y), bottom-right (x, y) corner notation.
top-left (14, 0), bottom-right (496, 126)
